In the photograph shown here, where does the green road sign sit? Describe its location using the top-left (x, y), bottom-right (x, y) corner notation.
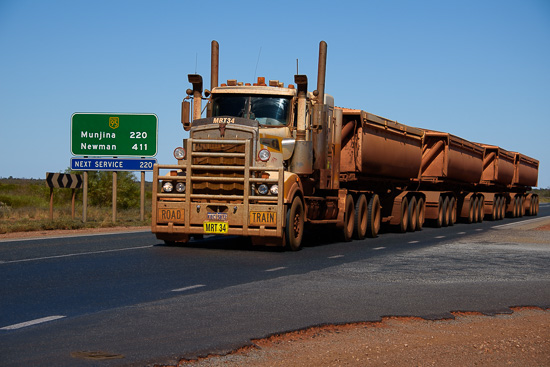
top-left (71, 113), bottom-right (158, 157)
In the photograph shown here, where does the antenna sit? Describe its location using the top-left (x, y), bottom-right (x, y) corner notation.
top-left (253, 46), bottom-right (262, 80)
top-left (195, 53), bottom-right (198, 74)
top-left (296, 58), bottom-right (299, 74)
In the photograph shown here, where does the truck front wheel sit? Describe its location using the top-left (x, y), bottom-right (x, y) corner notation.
top-left (286, 197), bottom-right (304, 251)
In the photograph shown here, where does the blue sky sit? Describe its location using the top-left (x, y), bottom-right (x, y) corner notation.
top-left (1, 0), bottom-right (549, 187)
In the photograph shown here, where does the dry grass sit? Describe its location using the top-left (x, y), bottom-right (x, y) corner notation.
top-left (0, 178), bottom-right (151, 234)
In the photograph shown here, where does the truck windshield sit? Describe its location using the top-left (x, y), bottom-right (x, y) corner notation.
top-left (212, 95), bottom-right (291, 126)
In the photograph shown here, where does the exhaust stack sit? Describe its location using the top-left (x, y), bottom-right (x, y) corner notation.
top-left (211, 40), bottom-right (219, 90)
top-left (313, 41), bottom-right (328, 174)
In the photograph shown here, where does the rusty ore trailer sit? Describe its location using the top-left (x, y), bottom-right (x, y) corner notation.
top-left (151, 40), bottom-right (539, 250)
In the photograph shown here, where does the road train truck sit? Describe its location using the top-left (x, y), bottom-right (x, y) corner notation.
top-left (151, 41), bottom-right (539, 250)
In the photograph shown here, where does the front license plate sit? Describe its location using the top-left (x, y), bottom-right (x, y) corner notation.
top-left (203, 221), bottom-right (228, 234)
top-left (250, 211), bottom-right (277, 225)
top-left (157, 208), bottom-right (185, 223)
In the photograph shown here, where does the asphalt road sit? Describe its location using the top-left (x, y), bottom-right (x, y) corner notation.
top-left (1, 204), bottom-right (549, 366)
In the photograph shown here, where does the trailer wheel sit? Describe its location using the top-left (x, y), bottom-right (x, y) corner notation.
top-left (342, 194), bottom-right (355, 242)
top-left (512, 196), bottom-right (519, 218)
top-left (397, 197), bottom-right (409, 233)
top-left (435, 196), bottom-right (445, 228)
top-left (416, 197), bottom-right (425, 231)
top-left (527, 196), bottom-right (534, 216)
top-left (500, 196), bottom-right (506, 220)
top-left (449, 196), bottom-right (456, 226)
top-left (490, 196), bottom-right (499, 221)
top-left (366, 194), bottom-right (381, 238)
top-left (354, 194), bottom-right (368, 240)
top-left (478, 196), bottom-right (485, 223)
top-left (442, 196), bottom-right (450, 227)
top-left (407, 197), bottom-right (418, 232)
top-left (520, 196), bottom-right (526, 217)
top-left (285, 197), bottom-right (304, 251)
top-left (466, 197), bottom-right (474, 224)
top-left (472, 197), bottom-right (479, 223)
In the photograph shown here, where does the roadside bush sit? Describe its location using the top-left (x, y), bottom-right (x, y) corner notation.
top-left (85, 171), bottom-right (141, 209)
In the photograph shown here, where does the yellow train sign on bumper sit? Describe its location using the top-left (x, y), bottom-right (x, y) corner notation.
top-left (250, 211), bottom-right (277, 226)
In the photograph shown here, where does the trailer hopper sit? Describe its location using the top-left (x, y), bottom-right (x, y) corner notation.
top-left (339, 109), bottom-right (423, 180)
top-left (480, 145), bottom-right (515, 186)
top-left (512, 153), bottom-right (539, 187)
top-left (420, 131), bottom-right (484, 184)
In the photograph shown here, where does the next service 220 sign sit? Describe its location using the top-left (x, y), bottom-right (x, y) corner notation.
top-left (71, 113), bottom-right (158, 157)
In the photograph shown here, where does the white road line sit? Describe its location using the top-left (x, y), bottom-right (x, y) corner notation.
top-left (265, 267), bottom-right (287, 272)
top-left (408, 240), bottom-right (419, 244)
top-left (1, 245), bottom-right (154, 264)
top-left (1, 315), bottom-right (66, 330)
top-left (475, 228), bottom-right (484, 231)
top-left (171, 284), bottom-right (206, 292)
top-left (458, 232), bottom-right (467, 235)
top-left (372, 247), bottom-right (386, 250)
top-left (434, 236), bottom-right (446, 239)
top-left (328, 255), bottom-right (345, 259)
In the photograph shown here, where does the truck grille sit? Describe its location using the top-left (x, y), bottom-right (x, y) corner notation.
top-left (190, 140), bottom-right (247, 198)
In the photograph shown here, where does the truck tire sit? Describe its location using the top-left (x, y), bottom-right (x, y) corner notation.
top-left (490, 197), bottom-right (499, 221)
top-left (527, 196), bottom-right (534, 216)
top-left (354, 194), bottom-right (368, 240)
top-left (407, 197), bottom-right (417, 232)
top-left (435, 196), bottom-right (445, 228)
top-left (342, 194), bottom-right (355, 242)
top-left (478, 196), bottom-right (485, 223)
top-left (442, 196), bottom-right (450, 227)
top-left (448, 196), bottom-right (456, 226)
top-left (472, 197), bottom-right (479, 223)
top-left (499, 197), bottom-right (506, 219)
top-left (520, 196), bottom-right (525, 217)
top-left (416, 197), bottom-right (425, 230)
top-left (512, 196), bottom-right (519, 218)
top-left (397, 197), bottom-right (409, 233)
top-left (285, 197), bottom-right (304, 251)
top-left (366, 194), bottom-right (381, 238)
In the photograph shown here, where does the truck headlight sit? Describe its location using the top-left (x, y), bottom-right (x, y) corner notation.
top-left (258, 184), bottom-right (269, 195)
top-left (174, 147), bottom-right (186, 160)
top-left (269, 185), bottom-right (279, 195)
top-left (258, 149), bottom-right (270, 162)
top-left (175, 182), bottom-right (186, 193)
top-left (162, 181), bottom-right (174, 193)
